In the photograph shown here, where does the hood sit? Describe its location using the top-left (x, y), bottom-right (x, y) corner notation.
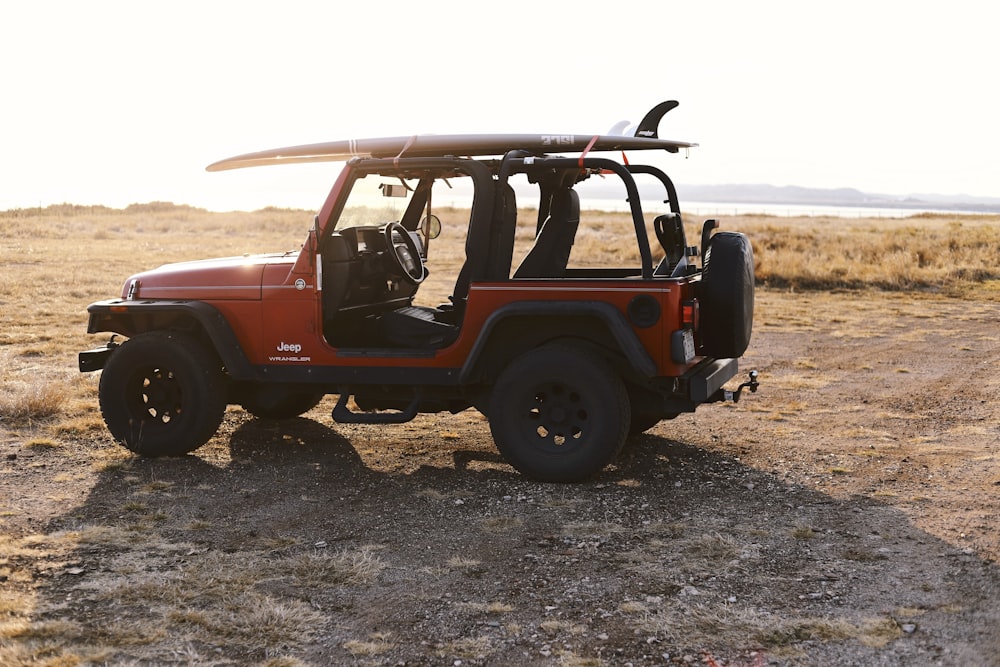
top-left (121, 253), bottom-right (295, 301)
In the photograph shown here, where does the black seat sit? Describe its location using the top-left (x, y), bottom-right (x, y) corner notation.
top-left (451, 182), bottom-right (517, 300)
top-left (430, 181), bottom-right (517, 326)
top-left (513, 188), bottom-right (580, 279)
top-left (375, 182), bottom-right (516, 347)
top-left (653, 212), bottom-right (688, 277)
top-left (321, 234), bottom-right (354, 341)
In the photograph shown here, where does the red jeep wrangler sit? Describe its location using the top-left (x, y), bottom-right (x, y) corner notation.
top-left (80, 101), bottom-right (757, 482)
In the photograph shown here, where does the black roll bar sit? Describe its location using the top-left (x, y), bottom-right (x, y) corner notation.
top-left (503, 156), bottom-right (655, 279)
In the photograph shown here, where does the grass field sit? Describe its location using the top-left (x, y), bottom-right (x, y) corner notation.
top-left (1, 204), bottom-right (998, 665)
top-left (2, 203), bottom-right (996, 428)
top-left (1, 203), bottom-right (997, 487)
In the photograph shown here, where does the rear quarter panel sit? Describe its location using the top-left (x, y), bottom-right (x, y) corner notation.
top-left (459, 279), bottom-right (699, 377)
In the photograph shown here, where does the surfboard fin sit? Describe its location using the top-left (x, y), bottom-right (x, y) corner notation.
top-left (633, 100), bottom-right (680, 139)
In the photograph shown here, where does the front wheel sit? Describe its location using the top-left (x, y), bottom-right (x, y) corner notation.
top-left (99, 331), bottom-right (227, 457)
top-left (488, 344), bottom-right (630, 482)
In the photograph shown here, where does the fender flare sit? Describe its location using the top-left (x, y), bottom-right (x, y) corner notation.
top-left (458, 300), bottom-right (657, 383)
top-left (85, 299), bottom-right (255, 380)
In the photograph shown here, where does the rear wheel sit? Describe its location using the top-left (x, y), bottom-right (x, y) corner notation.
top-left (99, 331), bottom-right (226, 457)
top-left (488, 344), bottom-right (630, 482)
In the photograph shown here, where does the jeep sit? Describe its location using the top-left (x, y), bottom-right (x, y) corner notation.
top-left (80, 101), bottom-right (758, 482)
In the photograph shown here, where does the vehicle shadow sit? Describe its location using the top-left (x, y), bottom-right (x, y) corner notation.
top-left (24, 416), bottom-right (1000, 666)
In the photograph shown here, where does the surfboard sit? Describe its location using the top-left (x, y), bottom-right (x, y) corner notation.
top-left (206, 134), bottom-right (697, 172)
top-left (206, 101), bottom-right (696, 172)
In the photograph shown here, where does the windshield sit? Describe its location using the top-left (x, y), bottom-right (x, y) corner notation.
top-left (335, 172), bottom-right (475, 232)
top-left (331, 171), bottom-right (477, 306)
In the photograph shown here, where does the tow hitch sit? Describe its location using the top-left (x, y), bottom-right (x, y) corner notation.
top-left (725, 370), bottom-right (759, 403)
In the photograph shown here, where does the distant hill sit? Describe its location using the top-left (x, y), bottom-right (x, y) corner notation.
top-left (676, 184), bottom-right (1000, 213)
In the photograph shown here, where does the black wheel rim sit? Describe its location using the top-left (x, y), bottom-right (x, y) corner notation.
top-left (124, 365), bottom-right (184, 429)
top-left (516, 380), bottom-right (592, 454)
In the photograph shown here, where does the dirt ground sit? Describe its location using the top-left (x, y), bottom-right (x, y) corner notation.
top-left (2, 288), bottom-right (999, 666)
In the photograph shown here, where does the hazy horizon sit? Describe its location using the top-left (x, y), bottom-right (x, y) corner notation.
top-left (7, 180), bottom-right (998, 219)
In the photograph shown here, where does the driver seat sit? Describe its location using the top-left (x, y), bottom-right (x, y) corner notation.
top-left (374, 182), bottom-right (517, 348)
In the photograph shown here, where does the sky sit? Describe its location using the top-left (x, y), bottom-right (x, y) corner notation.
top-left (3, 1), bottom-right (998, 211)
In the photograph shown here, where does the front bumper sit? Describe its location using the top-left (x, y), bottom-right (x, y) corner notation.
top-left (79, 340), bottom-right (117, 372)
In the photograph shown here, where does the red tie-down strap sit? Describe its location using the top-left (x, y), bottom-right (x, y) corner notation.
top-left (578, 135), bottom-right (600, 169)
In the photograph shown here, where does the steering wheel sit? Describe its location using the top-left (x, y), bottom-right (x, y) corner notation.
top-left (383, 222), bottom-right (426, 285)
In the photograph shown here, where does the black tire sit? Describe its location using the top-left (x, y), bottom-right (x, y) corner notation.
top-left (488, 344), bottom-right (630, 482)
top-left (240, 386), bottom-right (324, 420)
top-left (699, 231), bottom-right (754, 358)
top-left (99, 331), bottom-right (227, 457)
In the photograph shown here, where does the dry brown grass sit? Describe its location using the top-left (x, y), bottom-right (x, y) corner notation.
top-left (2, 535), bottom-right (384, 660)
top-left (0, 204), bottom-right (312, 435)
top-left (3, 205), bottom-right (996, 341)
top-left (0, 351), bottom-right (67, 425)
top-left (730, 213), bottom-right (1000, 292)
top-left (542, 208), bottom-right (1000, 297)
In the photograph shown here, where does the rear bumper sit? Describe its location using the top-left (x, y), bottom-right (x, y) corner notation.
top-left (688, 357), bottom-right (739, 403)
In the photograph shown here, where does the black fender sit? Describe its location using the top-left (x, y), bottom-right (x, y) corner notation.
top-left (83, 299), bottom-right (255, 380)
top-left (458, 300), bottom-right (657, 384)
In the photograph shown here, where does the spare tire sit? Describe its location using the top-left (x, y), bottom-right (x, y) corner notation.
top-left (698, 231), bottom-right (754, 358)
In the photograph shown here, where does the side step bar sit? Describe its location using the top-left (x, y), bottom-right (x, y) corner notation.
top-left (332, 392), bottom-right (420, 424)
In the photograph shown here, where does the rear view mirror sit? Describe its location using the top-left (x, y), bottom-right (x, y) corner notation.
top-left (380, 183), bottom-right (409, 198)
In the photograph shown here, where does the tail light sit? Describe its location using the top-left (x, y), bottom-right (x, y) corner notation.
top-left (682, 298), bottom-right (700, 330)
top-left (672, 299), bottom-right (701, 364)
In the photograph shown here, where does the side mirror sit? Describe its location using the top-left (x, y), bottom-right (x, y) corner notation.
top-left (421, 214), bottom-right (442, 240)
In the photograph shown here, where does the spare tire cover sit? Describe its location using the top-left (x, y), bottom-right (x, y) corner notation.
top-left (698, 231), bottom-right (754, 358)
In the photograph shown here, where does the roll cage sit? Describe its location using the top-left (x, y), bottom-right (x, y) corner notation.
top-left (320, 151), bottom-right (690, 287)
